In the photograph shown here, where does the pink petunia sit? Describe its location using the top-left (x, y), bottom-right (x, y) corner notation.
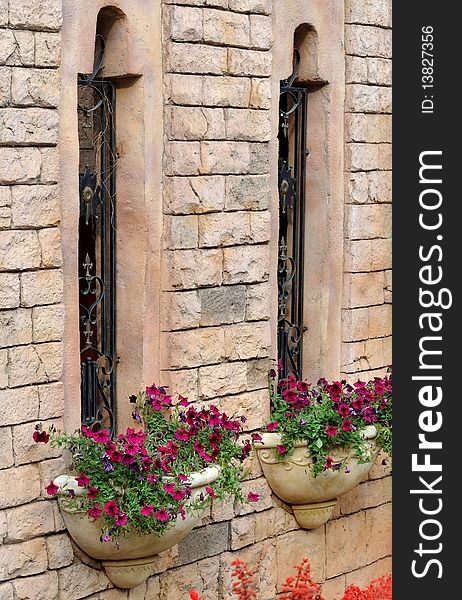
top-left (266, 421), bottom-right (278, 432)
top-left (33, 430), bottom-right (49, 444)
top-left (92, 429), bottom-right (110, 444)
top-left (276, 444), bottom-right (287, 454)
top-left (104, 501), bottom-right (119, 517)
top-left (147, 474), bottom-right (159, 484)
top-left (248, 492), bottom-right (260, 502)
top-left (76, 474), bottom-right (90, 487)
top-left (326, 425), bottom-right (337, 437)
top-left (87, 487), bottom-right (98, 500)
top-left (140, 504), bottom-right (154, 516)
top-left (155, 509), bottom-right (170, 522)
top-left (341, 418), bottom-right (354, 432)
top-left (88, 504), bottom-right (102, 519)
top-left (46, 481), bottom-right (59, 495)
top-left (115, 513), bottom-right (128, 526)
top-left (205, 486), bottom-right (216, 498)
top-left (325, 456), bottom-right (333, 470)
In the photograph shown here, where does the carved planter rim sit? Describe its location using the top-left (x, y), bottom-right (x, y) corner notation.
top-left (53, 465), bottom-right (220, 589)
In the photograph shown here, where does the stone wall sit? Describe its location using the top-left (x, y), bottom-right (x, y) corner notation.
top-left (0, 1), bottom-right (392, 599)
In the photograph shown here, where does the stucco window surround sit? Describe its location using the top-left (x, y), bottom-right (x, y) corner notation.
top-left (271, 0), bottom-right (345, 382)
top-left (60, 1), bottom-right (163, 432)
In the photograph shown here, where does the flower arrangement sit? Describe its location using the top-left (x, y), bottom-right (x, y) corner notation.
top-left (262, 369), bottom-right (392, 477)
top-left (189, 557), bottom-right (392, 600)
top-left (34, 384), bottom-right (259, 542)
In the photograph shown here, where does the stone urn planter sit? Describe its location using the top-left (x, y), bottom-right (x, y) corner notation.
top-left (255, 426), bottom-right (379, 529)
top-left (53, 465), bottom-right (220, 589)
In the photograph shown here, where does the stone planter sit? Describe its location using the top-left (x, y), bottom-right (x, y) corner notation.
top-left (255, 427), bottom-right (379, 529)
top-left (53, 465), bottom-right (220, 588)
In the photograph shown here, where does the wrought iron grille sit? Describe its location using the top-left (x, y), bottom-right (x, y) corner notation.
top-left (277, 53), bottom-right (308, 381)
top-left (78, 37), bottom-right (117, 435)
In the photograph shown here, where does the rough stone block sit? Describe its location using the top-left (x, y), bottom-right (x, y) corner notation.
top-left (39, 148), bottom-right (59, 183)
top-left (0, 67), bottom-right (10, 107)
top-left (0, 230), bottom-right (41, 271)
top-left (38, 228), bottom-right (62, 268)
top-left (346, 204), bottom-right (392, 240)
top-left (163, 248), bottom-right (222, 289)
top-left (228, 48), bottom-right (272, 77)
top-left (12, 418), bottom-right (62, 466)
top-left (11, 68), bottom-right (60, 107)
top-left (346, 25), bottom-right (391, 58)
top-left (0, 428), bottom-right (13, 469)
top-left (163, 326), bottom-right (226, 369)
top-left (0, 109), bottom-right (59, 147)
top-left (0, 148), bottom-right (42, 185)
top-left (365, 503), bottom-right (392, 563)
top-left (346, 0), bottom-right (392, 27)
top-left (0, 30), bottom-right (34, 67)
top-left (203, 75), bottom-right (251, 107)
top-left (46, 533), bottom-right (74, 569)
top-left (203, 9), bottom-right (250, 47)
top-left (34, 33), bottom-right (61, 67)
top-left (250, 77), bottom-right (271, 109)
top-left (159, 369), bottom-right (199, 400)
top-left (223, 244), bottom-right (270, 284)
top-left (162, 290), bottom-right (201, 330)
top-left (176, 522), bottom-right (229, 564)
top-left (367, 57), bottom-right (392, 86)
top-left (346, 143), bottom-right (392, 172)
top-left (11, 185), bottom-right (60, 228)
top-left (345, 238), bottom-right (392, 272)
top-left (199, 211), bottom-right (250, 247)
top-left (168, 106), bottom-right (226, 141)
top-left (0, 350), bottom-right (7, 389)
top-left (0, 464), bottom-right (41, 509)
top-left (164, 141), bottom-right (201, 176)
top-left (0, 386), bottom-right (39, 426)
top-left (249, 14), bottom-right (273, 50)
top-left (199, 360), bottom-right (248, 398)
top-left (229, 0), bottom-right (272, 13)
top-left (343, 271), bottom-right (385, 308)
top-left (200, 141), bottom-right (252, 175)
top-left (37, 382), bottom-right (64, 420)
top-left (164, 215), bottom-right (199, 249)
top-left (224, 321), bottom-right (271, 360)
top-left (346, 114), bottom-right (392, 143)
top-left (277, 528), bottom-right (326, 583)
top-left (326, 511), bottom-right (368, 578)
top-left (9, 1), bottom-right (62, 31)
top-left (0, 538), bottom-right (48, 582)
top-left (225, 108), bottom-right (271, 142)
top-left (57, 563), bottom-right (111, 599)
top-left (6, 501), bottom-right (55, 542)
top-left (167, 42), bottom-right (227, 74)
top-left (8, 342), bottom-right (62, 387)
top-left (199, 284), bottom-right (246, 326)
top-left (225, 175), bottom-right (270, 210)
top-left (170, 5), bottom-right (204, 42)
top-left (13, 571), bottom-right (59, 600)
top-left (346, 84), bottom-right (392, 114)
top-left (231, 514), bottom-right (256, 549)
top-left (159, 557), bottom-right (219, 600)
top-left (165, 73), bottom-right (204, 106)
top-left (0, 308), bottom-right (32, 348)
top-left (340, 476), bottom-right (392, 515)
top-left (20, 269), bottom-right (63, 306)
top-left (165, 176), bottom-right (225, 214)
top-left (32, 303), bottom-right (64, 343)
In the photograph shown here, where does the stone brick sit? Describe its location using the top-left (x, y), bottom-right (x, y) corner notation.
top-left (200, 141), bottom-right (254, 175)
top-left (0, 308), bottom-right (32, 348)
top-left (177, 522), bottom-right (229, 564)
top-left (13, 571), bottom-right (59, 600)
top-left (170, 5), bottom-right (204, 42)
top-left (277, 528), bottom-right (326, 583)
top-left (223, 244), bottom-right (270, 284)
top-left (159, 368), bottom-right (199, 400)
top-left (364, 336), bottom-right (392, 369)
top-left (367, 57), bottom-right (392, 86)
top-left (346, 204), bottom-right (392, 240)
top-left (346, 25), bottom-right (391, 58)
top-left (236, 477), bottom-right (273, 515)
top-left (0, 582), bottom-right (13, 600)
top-left (165, 141), bottom-right (201, 176)
top-left (249, 15), bottom-right (273, 50)
top-left (167, 42), bottom-right (227, 74)
top-left (11, 68), bottom-right (60, 107)
top-left (368, 452), bottom-right (392, 479)
top-left (322, 575), bottom-right (347, 600)
top-left (0, 387), bottom-right (40, 426)
top-left (38, 458), bottom-right (67, 499)
top-left (165, 73), bottom-right (204, 105)
top-left (254, 507), bottom-right (289, 542)
top-left (345, 239), bottom-right (392, 272)
top-left (345, 556), bottom-right (392, 589)
top-left (203, 10), bottom-right (250, 47)
top-left (346, 143), bottom-right (391, 172)
top-left (0, 30), bottom-right (34, 67)
top-left (7, 342), bottom-right (62, 387)
top-left (245, 357), bottom-right (270, 389)
top-left (165, 176), bottom-right (225, 214)
top-left (11, 185), bottom-right (60, 229)
top-left (38, 382), bottom-right (64, 420)
top-left (32, 303), bottom-right (64, 343)
top-left (229, 0), bottom-right (272, 13)
top-left (368, 170), bottom-right (392, 202)
top-left (199, 360), bottom-right (248, 398)
top-left (224, 321), bottom-right (270, 360)
top-left (12, 418), bottom-right (62, 466)
top-left (346, 0), bottom-right (392, 27)
top-left (231, 514), bottom-right (256, 549)
top-left (0, 148), bottom-right (43, 185)
top-left (343, 304), bottom-right (391, 342)
top-left (163, 326), bottom-right (226, 369)
top-left (245, 282), bottom-right (271, 320)
top-left (199, 211), bottom-right (250, 247)
top-left (326, 511), bottom-right (368, 578)
top-left (249, 211), bottom-right (271, 243)
top-left (203, 75), bottom-right (252, 107)
top-left (340, 477), bottom-right (392, 515)
top-left (346, 84), bottom-right (392, 114)
top-left (199, 284), bottom-right (246, 325)
top-left (225, 108), bottom-right (271, 142)
top-left (38, 228), bottom-right (62, 267)
top-left (346, 114), bottom-right (391, 143)
top-left (0, 230), bottom-right (41, 272)
top-left (6, 501), bottom-right (55, 542)
top-left (384, 269), bottom-right (392, 303)
top-left (0, 537), bottom-right (47, 581)
top-left (164, 215), bottom-right (199, 249)
top-left (162, 290), bottom-right (201, 330)
top-left (168, 106), bottom-right (226, 141)
top-left (0, 67), bottom-right (10, 107)
top-left (20, 269), bottom-right (63, 306)
top-left (0, 350), bottom-right (7, 388)
top-left (343, 271), bottom-right (385, 308)
top-left (34, 33), bottom-right (61, 67)
top-left (39, 147), bottom-right (59, 183)
top-left (250, 77), bottom-right (271, 109)
top-left (46, 533), bottom-right (74, 569)
top-left (0, 463), bottom-right (41, 509)
top-left (205, 387), bottom-right (269, 431)
top-left (163, 248), bottom-right (222, 289)
top-left (228, 48), bottom-right (272, 76)
top-left (365, 503), bottom-right (392, 563)
top-left (58, 563), bottom-right (111, 599)
top-left (0, 427), bottom-right (13, 469)
top-left (9, 1), bottom-right (62, 31)
top-left (225, 174), bottom-right (270, 210)
top-left (159, 557), bottom-right (219, 600)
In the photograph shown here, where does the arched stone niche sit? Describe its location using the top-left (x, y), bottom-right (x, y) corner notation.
top-left (60, 1), bottom-right (163, 432)
top-left (271, 0), bottom-right (345, 381)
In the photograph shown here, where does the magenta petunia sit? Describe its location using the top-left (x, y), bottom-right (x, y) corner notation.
top-left (266, 421), bottom-right (278, 432)
top-left (248, 492), bottom-right (260, 502)
top-left (326, 425), bottom-right (337, 437)
top-left (205, 486), bottom-right (216, 498)
top-left (33, 430), bottom-right (49, 444)
top-left (338, 403), bottom-right (350, 417)
top-left (104, 501), bottom-right (119, 517)
top-left (276, 444), bottom-right (287, 454)
top-left (87, 487), bottom-right (98, 500)
top-left (115, 513), bottom-right (128, 526)
top-left (140, 504), bottom-right (154, 516)
top-left (76, 474), bottom-right (90, 487)
top-left (46, 481), bottom-right (59, 495)
top-left (341, 418), bottom-right (354, 432)
top-left (88, 504), bottom-right (102, 519)
top-left (325, 456), bottom-right (333, 470)
top-left (155, 509), bottom-right (170, 522)
top-left (92, 429), bottom-right (110, 444)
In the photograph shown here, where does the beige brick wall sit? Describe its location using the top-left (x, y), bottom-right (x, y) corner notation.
top-left (0, 1), bottom-right (392, 598)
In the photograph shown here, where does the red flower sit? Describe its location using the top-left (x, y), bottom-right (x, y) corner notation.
top-left (205, 486), bottom-right (216, 498)
top-left (338, 403), bottom-right (350, 417)
top-left (33, 430), bottom-right (49, 444)
top-left (189, 592), bottom-right (199, 600)
top-left (87, 487), bottom-right (98, 500)
top-left (326, 425), bottom-right (337, 437)
top-left (76, 474), bottom-right (90, 487)
top-left (140, 504), bottom-right (154, 516)
top-left (147, 474), bottom-right (159, 484)
top-left (248, 492), bottom-right (260, 502)
top-left (325, 457), bottom-right (333, 470)
top-left (46, 481), bottom-right (59, 495)
top-left (341, 419), bottom-right (354, 432)
top-left (115, 513), bottom-right (128, 526)
top-left (276, 444), bottom-right (287, 454)
top-left (178, 395), bottom-right (190, 407)
top-left (104, 501), bottom-right (119, 517)
top-left (171, 489), bottom-right (186, 500)
top-left (88, 504), bottom-right (102, 519)
top-left (266, 421), bottom-right (278, 432)
top-left (92, 429), bottom-right (110, 444)
top-left (155, 509), bottom-right (170, 522)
